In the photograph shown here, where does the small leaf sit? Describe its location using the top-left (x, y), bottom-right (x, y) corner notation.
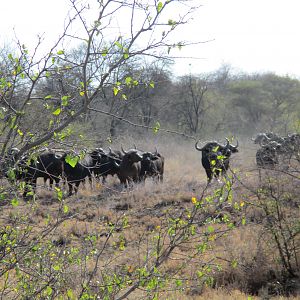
top-left (57, 50), bottom-right (64, 55)
top-left (157, 1), bottom-right (163, 12)
top-left (149, 81), bottom-right (155, 88)
top-left (115, 41), bottom-right (123, 49)
top-left (207, 225), bottom-right (214, 233)
top-left (79, 91), bottom-right (85, 96)
top-left (65, 154), bottom-right (79, 168)
top-left (231, 259), bottom-right (238, 268)
top-left (11, 198), bottom-right (19, 207)
top-left (52, 108), bottom-right (61, 116)
top-left (46, 286), bottom-right (53, 296)
top-left (53, 265), bottom-right (60, 271)
top-left (55, 187), bottom-right (63, 201)
top-left (17, 128), bottom-right (23, 136)
top-left (61, 95), bottom-right (69, 106)
top-left (121, 94), bottom-right (127, 100)
top-left (113, 86), bottom-right (120, 96)
top-left (153, 121), bottom-right (160, 134)
top-left (125, 77), bottom-right (132, 85)
top-left (44, 95), bottom-right (52, 99)
top-left (63, 205), bottom-right (69, 214)
top-left (242, 216), bottom-right (246, 225)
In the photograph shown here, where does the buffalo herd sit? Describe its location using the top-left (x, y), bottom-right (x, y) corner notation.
top-left (252, 132), bottom-right (300, 167)
top-left (1, 146), bottom-right (164, 198)
top-left (1, 132), bottom-right (299, 199)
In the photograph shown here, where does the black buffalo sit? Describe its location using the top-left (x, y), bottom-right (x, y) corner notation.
top-left (140, 149), bottom-right (164, 183)
top-left (12, 151), bottom-right (63, 198)
top-left (115, 147), bottom-right (143, 187)
top-left (256, 142), bottom-right (281, 168)
top-left (195, 138), bottom-right (239, 183)
top-left (90, 148), bottom-right (121, 183)
top-left (60, 151), bottom-right (96, 196)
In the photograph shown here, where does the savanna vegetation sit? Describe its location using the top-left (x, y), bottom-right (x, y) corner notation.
top-left (0, 0), bottom-right (299, 299)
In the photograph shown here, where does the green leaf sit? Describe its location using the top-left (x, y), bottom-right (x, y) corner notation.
top-left (242, 216), bottom-right (246, 225)
top-left (44, 95), bottom-right (52, 99)
top-left (11, 198), bottom-right (19, 207)
top-left (115, 41), bottom-right (123, 49)
top-left (153, 121), bottom-right (160, 134)
top-left (157, 1), bottom-right (163, 12)
top-left (149, 81), bottom-right (155, 88)
top-left (175, 279), bottom-right (182, 287)
top-left (53, 265), bottom-right (60, 271)
top-left (61, 95), bottom-right (69, 106)
top-left (57, 50), bottom-right (64, 55)
top-left (113, 86), bottom-right (120, 96)
top-left (52, 107), bottom-right (61, 116)
top-left (55, 187), bottom-right (63, 201)
top-left (65, 154), bottom-right (79, 168)
top-left (125, 77), bottom-right (132, 85)
top-left (7, 169), bottom-right (16, 180)
top-left (63, 204), bottom-right (69, 214)
top-left (121, 94), bottom-right (127, 100)
top-left (101, 48), bottom-right (108, 57)
top-left (45, 286), bottom-right (53, 296)
top-left (17, 128), bottom-right (23, 136)
top-left (231, 259), bottom-right (238, 268)
top-left (207, 225), bottom-right (214, 233)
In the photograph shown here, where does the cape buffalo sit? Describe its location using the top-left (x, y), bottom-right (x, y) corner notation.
top-left (115, 147), bottom-right (143, 187)
top-left (90, 148), bottom-right (121, 183)
top-left (195, 138), bottom-right (239, 183)
top-left (60, 152), bottom-right (95, 196)
top-left (12, 151), bottom-right (63, 199)
top-left (140, 149), bottom-right (164, 183)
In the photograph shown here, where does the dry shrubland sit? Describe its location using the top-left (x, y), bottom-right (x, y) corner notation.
top-left (0, 135), bottom-right (299, 299)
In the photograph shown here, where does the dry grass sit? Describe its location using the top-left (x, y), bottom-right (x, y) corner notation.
top-left (0, 136), bottom-right (299, 298)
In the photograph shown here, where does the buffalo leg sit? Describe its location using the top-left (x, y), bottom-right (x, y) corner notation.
top-left (74, 182), bottom-right (81, 194)
top-left (205, 169), bottom-right (213, 183)
top-left (68, 182), bottom-right (73, 196)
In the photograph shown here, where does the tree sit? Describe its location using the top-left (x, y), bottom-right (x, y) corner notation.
top-left (175, 73), bottom-right (212, 135)
top-left (0, 0), bottom-right (199, 159)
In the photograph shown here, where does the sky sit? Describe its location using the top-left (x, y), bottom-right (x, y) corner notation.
top-left (1, 0), bottom-right (300, 78)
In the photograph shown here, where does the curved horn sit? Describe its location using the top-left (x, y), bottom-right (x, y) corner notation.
top-left (108, 146), bottom-right (112, 154)
top-left (195, 140), bottom-right (205, 151)
top-left (133, 144), bottom-right (137, 150)
top-left (153, 147), bottom-right (158, 156)
top-left (229, 138), bottom-right (239, 149)
top-left (225, 138), bottom-right (230, 148)
top-left (121, 145), bottom-right (127, 155)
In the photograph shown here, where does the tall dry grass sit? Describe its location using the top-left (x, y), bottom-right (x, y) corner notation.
top-left (0, 135), bottom-right (299, 298)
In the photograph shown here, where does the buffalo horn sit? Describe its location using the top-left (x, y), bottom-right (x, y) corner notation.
top-left (195, 140), bottom-right (205, 151)
top-left (225, 138), bottom-right (230, 148)
top-left (121, 145), bottom-right (128, 155)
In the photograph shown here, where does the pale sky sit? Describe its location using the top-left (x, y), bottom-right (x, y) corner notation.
top-left (1, 0), bottom-right (300, 78)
